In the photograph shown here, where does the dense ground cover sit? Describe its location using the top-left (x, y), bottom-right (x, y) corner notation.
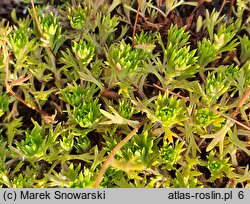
top-left (0, 0), bottom-right (250, 187)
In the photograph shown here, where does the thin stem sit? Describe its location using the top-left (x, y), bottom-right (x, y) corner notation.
top-left (2, 29), bottom-right (48, 116)
top-left (2, 34), bottom-right (10, 93)
top-left (8, 89), bottom-right (47, 115)
top-left (132, 0), bottom-right (142, 48)
top-left (218, 0), bottom-right (227, 14)
top-left (31, 0), bottom-right (44, 38)
top-left (93, 123), bottom-right (142, 188)
top-left (231, 87), bottom-right (250, 119)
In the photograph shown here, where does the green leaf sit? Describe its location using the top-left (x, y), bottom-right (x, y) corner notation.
top-left (202, 119), bottom-right (234, 154)
top-left (100, 106), bottom-right (139, 127)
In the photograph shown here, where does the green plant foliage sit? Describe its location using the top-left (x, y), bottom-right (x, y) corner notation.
top-left (164, 25), bottom-right (199, 79)
top-left (98, 13), bottom-right (119, 45)
top-left (207, 150), bottom-right (234, 182)
top-left (101, 168), bottom-right (125, 188)
top-left (105, 32), bottom-right (154, 85)
top-left (72, 99), bottom-right (101, 128)
top-left (0, 132), bottom-right (8, 177)
top-left (12, 172), bottom-right (34, 188)
top-left (60, 135), bottom-right (74, 152)
top-left (68, 6), bottom-right (88, 30)
top-left (38, 12), bottom-right (65, 53)
top-left (124, 127), bottom-right (158, 167)
top-left (117, 99), bottom-right (135, 119)
top-left (197, 38), bottom-right (218, 67)
top-left (60, 83), bottom-right (98, 107)
top-left (72, 40), bottom-right (95, 64)
top-left (105, 40), bottom-right (141, 80)
top-left (160, 140), bottom-right (185, 171)
top-left (153, 92), bottom-right (186, 142)
top-left (195, 107), bottom-right (220, 127)
top-left (240, 35), bottom-right (250, 63)
top-left (0, 93), bottom-right (9, 117)
top-left (0, 0), bottom-right (249, 188)
top-left (15, 120), bottom-right (46, 158)
top-left (242, 60), bottom-right (250, 86)
top-left (155, 92), bottom-right (185, 124)
top-left (171, 169), bottom-right (202, 188)
top-left (9, 26), bottom-right (31, 54)
top-left (64, 164), bottom-right (94, 188)
top-left (205, 72), bottom-right (229, 104)
top-left (75, 135), bottom-right (91, 153)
